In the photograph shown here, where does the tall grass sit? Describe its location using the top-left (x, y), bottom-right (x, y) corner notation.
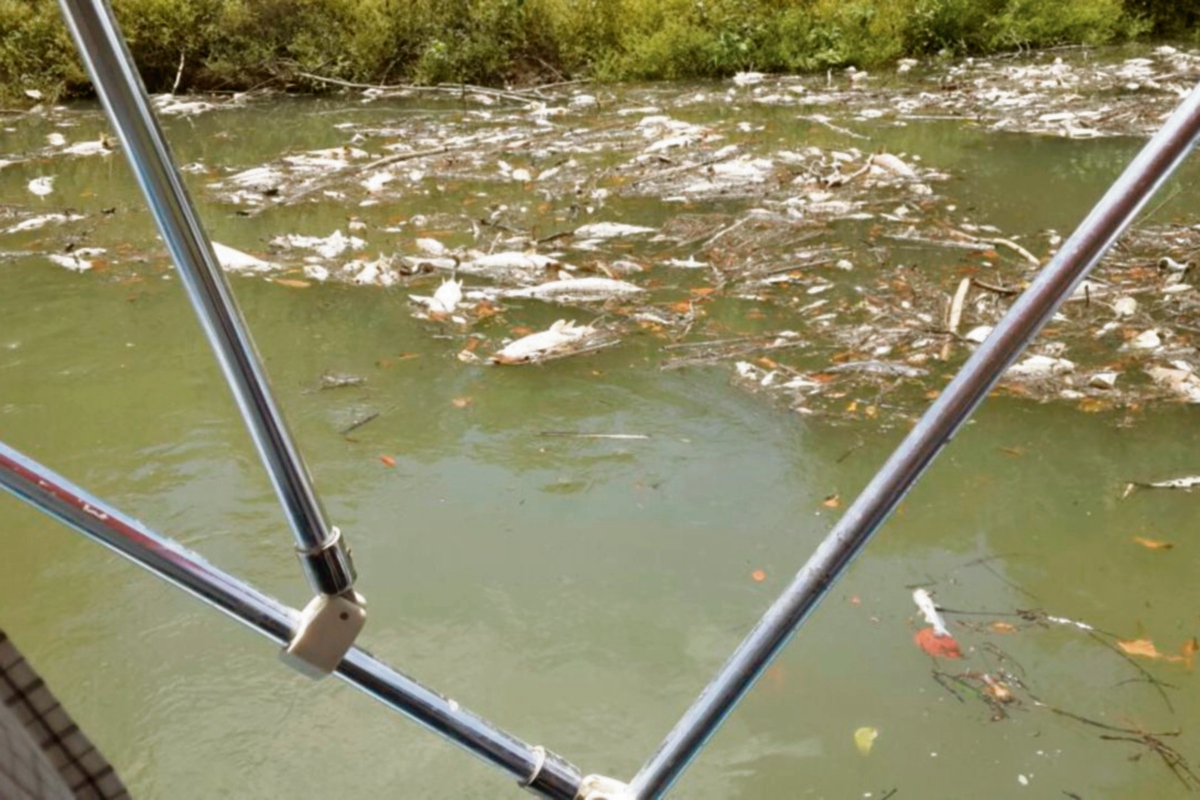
top-left (0, 0), bottom-right (1183, 102)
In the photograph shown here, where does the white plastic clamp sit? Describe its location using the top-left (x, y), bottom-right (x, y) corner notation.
top-left (279, 591), bottom-right (367, 679)
top-left (575, 774), bottom-right (633, 800)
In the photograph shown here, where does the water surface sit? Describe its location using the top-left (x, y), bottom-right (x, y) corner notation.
top-left (2, 75), bottom-right (1200, 799)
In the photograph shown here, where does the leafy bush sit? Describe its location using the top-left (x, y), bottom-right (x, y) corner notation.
top-left (0, 0), bottom-right (1192, 102)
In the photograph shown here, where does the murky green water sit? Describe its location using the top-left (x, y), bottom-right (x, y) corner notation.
top-left (3, 74), bottom-right (1200, 799)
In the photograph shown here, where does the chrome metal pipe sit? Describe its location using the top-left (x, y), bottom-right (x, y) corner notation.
top-left (0, 441), bottom-right (582, 799)
top-left (55, 0), bottom-right (355, 597)
top-left (630, 82), bottom-right (1200, 798)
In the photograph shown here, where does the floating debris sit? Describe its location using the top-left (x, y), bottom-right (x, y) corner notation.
top-left (213, 242), bottom-right (276, 273)
top-left (490, 320), bottom-right (603, 365)
top-left (500, 277), bottom-right (644, 304)
top-left (27, 177), bottom-right (54, 197)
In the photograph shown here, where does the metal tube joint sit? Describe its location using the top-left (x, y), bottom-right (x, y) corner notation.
top-left (296, 526), bottom-right (357, 596)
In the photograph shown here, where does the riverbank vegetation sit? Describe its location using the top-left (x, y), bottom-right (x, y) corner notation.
top-left (1, 0), bottom-right (1196, 101)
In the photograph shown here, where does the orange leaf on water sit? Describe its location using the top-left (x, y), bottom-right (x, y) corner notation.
top-left (1118, 638), bottom-right (1165, 659)
top-left (822, 493), bottom-right (841, 508)
top-left (751, 569), bottom-right (766, 582)
top-left (914, 627), bottom-right (962, 659)
top-left (1182, 638), bottom-right (1198, 669)
top-left (989, 621), bottom-right (1019, 634)
top-left (380, 455), bottom-right (397, 468)
top-left (451, 396), bottom-right (473, 408)
top-left (1132, 536), bottom-right (1174, 550)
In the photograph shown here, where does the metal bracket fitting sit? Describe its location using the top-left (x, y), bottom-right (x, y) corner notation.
top-left (280, 590), bottom-right (367, 679)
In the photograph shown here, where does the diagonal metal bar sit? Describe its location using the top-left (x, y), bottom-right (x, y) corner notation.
top-left (55, 0), bottom-right (355, 597)
top-left (0, 441), bottom-right (583, 799)
top-left (630, 81), bottom-right (1200, 798)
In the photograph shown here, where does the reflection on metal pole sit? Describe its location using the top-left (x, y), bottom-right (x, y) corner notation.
top-left (0, 442), bottom-right (583, 799)
top-left (630, 81), bottom-right (1200, 798)
top-left (55, 0), bottom-right (355, 598)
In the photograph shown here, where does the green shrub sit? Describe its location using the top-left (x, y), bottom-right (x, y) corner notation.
top-left (0, 0), bottom-right (1191, 102)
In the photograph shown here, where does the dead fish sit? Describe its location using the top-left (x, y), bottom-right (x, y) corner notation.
top-left (1158, 256), bottom-right (1194, 273)
top-left (823, 360), bottom-right (928, 377)
top-left (870, 152), bottom-right (916, 178)
top-left (213, 242), bottom-right (276, 273)
top-left (504, 277), bottom-right (644, 303)
top-left (490, 319), bottom-right (597, 365)
top-left (319, 371), bottom-right (366, 390)
top-left (912, 589), bottom-right (949, 638)
top-left (573, 222), bottom-right (656, 239)
top-left (1142, 475), bottom-right (1200, 490)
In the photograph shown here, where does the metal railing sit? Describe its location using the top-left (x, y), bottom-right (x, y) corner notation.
top-left (2, 1), bottom-right (1199, 795)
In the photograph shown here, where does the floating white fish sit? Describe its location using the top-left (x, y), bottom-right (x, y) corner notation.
top-left (912, 589), bottom-right (949, 638)
top-left (490, 320), bottom-right (597, 365)
top-left (431, 277), bottom-right (463, 313)
top-left (414, 237), bottom-right (447, 256)
top-left (573, 222), bottom-right (656, 239)
top-left (63, 140), bottom-right (112, 157)
top-left (732, 71), bottom-right (765, 86)
top-left (1130, 329), bottom-right (1161, 349)
top-left (1145, 475), bottom-right (1200, 489)
top-left (27, 177), bottom-right (54, 197)
top-left (1006, 355), bottom-right (1074, 377)
top-left (1, 213), bottom-right (84, 234)
top-left (46, 253), bottom-right (91, 272)
top-left (504, 277), bottom-right (644, 303)
top-left (361, 170), bottom-right (394, 193)
top-left (870, 153), bottom-right (916, 178)
top-left (271, 230), bottom-right (365, 259)
top-left (212, 242), bottom-right (275, 273)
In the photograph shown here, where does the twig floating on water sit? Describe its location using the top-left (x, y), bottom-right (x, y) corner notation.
top-left (339, 411), bottom-right (380, 436)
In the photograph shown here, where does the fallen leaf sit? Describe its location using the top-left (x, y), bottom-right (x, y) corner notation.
top-left (380, 455), bottom-right (397, 468)
top-left (848, 594), bottom-right (861, 606)
top-left (981, 674), bottom-right (1013, 703)
top-left (690, 287), bottom-right (715, 297)
top-left (1132, 536), bottom-right (1174, 550)
top-left (751, 569), bottom-right (766, 582)
top-left (822, 493), bottom-right (841, 508)
top-left (989, 621), bottom-right (1019, 634)
top-left (272, 278), bottom-right (311, 288)
top-left (1118, 638), bottom-right (1164, 659)
top-left (474, 300), bottom-right (501, 320)
top-left (511, 325), bottom-right (534, 336)
top-left (853, 726), bottom-right (878, 756)
top-left (1078, 397), bottom-right (1109, 413)
top-left (451, 396), bottom-right (473, 408)
top-left (1183, 638), bottom-right (1198, 669)
top-left (667, 300), bottom-right (694, 314)
top-left (914, 627), bottom-right (962, 659)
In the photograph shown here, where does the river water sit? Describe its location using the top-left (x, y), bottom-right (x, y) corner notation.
top-left (3, 60), bottom-right (1200, 798)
